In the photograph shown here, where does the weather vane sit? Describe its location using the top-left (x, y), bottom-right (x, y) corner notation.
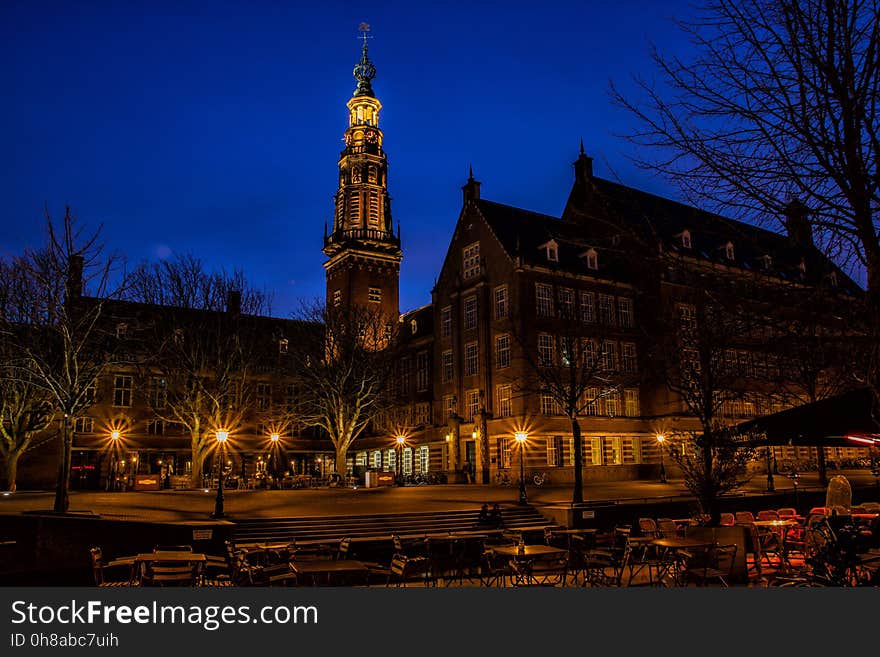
top-left (358, 22), bottom-right (372, 48)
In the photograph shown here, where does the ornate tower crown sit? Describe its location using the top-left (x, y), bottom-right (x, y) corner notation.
top-left (323, 23), bottom-right (402, 317)
top-left (353, 23), bottom-right (376, 97)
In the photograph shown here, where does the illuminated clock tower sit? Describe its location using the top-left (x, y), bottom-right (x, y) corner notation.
top-left (323, 25), bottom-right (402, 319)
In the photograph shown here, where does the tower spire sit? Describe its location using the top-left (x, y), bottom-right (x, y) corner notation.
top-left (353, 22), bottom-right (376, 97)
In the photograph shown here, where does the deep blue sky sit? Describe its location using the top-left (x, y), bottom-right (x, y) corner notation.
top-left (1, 0), bottom-right (699, 316)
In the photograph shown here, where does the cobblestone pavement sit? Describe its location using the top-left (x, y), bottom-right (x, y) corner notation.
top-left (1, 469), bottom-right (877, 522)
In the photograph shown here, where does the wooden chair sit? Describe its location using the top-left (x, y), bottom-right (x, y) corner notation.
top-left (89, 547), bottom-right (134, 587)
top-left (656, 518), bottom-right (680, 538)
top-left (385, 554), bottom-right (429, 587)
top-left (510, 552), bottom-right (569, 587)
top-left (685, 544), bottom-right (737, 587)
top-left (638, 518), bottom-right (660, 538)
top-left (719, 513), bottom-right (736, 526)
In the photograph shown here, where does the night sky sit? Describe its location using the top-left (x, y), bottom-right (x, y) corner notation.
top-left (2, 0), bottom-right (699, 316)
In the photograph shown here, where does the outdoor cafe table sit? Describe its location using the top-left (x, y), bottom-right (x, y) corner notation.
top-left (753, 519), bottom-right (801, 571)
top-left (290, 559), bottom-right (369, 586)
top-left (650, 537), bottom-right (714, 586)
top-left (491, 545), bottom-right (568, 559)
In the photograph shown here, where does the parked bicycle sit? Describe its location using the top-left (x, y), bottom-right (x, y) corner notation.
top-left (532, 471), bottom-right (550, 487)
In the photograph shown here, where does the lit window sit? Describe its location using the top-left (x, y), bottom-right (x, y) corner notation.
top-left (538, 334), bottom-right (555, 367)
top-left (497, 438), bottom-right (511, 469)
top-left (621, 343), bottom-right (637, 373)
top-left (441, 350), bottom-right (454, 383)
top-left (546, 436), bottom-right (563, 467)
top-left (536, 284), bottom-right (553, 317)
top-left (624, 389), bottom-right (640, 417)
top-left (582, 339), bottom-right (597, 368)
top-left (583, 388), bottom-right (600, 416)
top-left (410, 319), bottom-right (418, 335)
top-left (368, 287), bottom-right (381, 304)
top-left (466, 389), bottom-right (480, 421)
top-left (440, 306), bottom-right (452, 339)
top-left (444, 395), bottom-right (457, 420)
top-left (333, 289), bottom-right (342, 307)
top-left (418, 445), bottom-right (430, 473)
top-left (558, 287), bottom-right (574, 319)
top-left (464, 342), bottom-right (479, 377)
top-left (463, 296), bottom-right (478, 330)
top-left (495, 334), bottom-right (510, 369)
top-left (579, 291), bottom-right (594, 323)
top-left (617, 298), bottom-right (634, 328)
top-left (74, 417), bottom-right (94, 433)
top-left (496, 384), bottom-right (512, 418)
top-left (605, 391), bottom-right (621, 417)
top-left (494, 286), bottom-right (508, 319)
top-left (541, 394), bottom-right (560, 416)
top-left (601, 341), bottom-right (616, 371)
top-left (462, 242), bottom-right (480, 280)
top-left (113, 375), bottom-right (133, 407)
top-left (279, 338), bottom-right (289, 354)
top-left (598, 294), bottom-right (615, 325)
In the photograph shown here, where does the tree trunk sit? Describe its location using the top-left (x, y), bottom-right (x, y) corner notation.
top-left (335, 443), bottom-right (348, 476)
top-left (4, 449), bottom-right (21, 492)
top-left (190, 435), bottom-right (206, 489)
top-left (571, 416), bottom-right (584, 505)
top-left (701, 430), bottom-right (719, 526)
top-left (53, 416), bottom-right (72, 513)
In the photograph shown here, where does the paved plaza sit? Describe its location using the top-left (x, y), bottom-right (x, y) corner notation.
top-left (1, 470), bottom-right (876, 523)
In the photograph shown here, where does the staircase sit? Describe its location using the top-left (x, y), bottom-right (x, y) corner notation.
top-left (232, 505), bottom-right (550, 545)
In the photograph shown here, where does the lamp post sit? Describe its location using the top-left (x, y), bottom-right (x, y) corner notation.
top-left (790, 470), bottom-right (800, 514)
top-left (395, 435), bottom-right (405, 485)
top-left (765, 446), bottom-right (775, 492)
top-left (515, 432), bottom-right (528, 505)
top-left (212, 430), bottom-right (228, 519)
top-left (656, 434), bottom-right (667, 484)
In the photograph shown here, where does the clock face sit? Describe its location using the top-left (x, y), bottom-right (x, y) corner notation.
top-left (365, 130), bottom-right (378, 143)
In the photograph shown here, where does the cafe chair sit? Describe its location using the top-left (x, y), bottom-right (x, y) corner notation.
top-left (757, 510), bottom-right (780, 521)
top-left (510, 552), bottom-right (569, 587)
top-left (685, 544), bottom-right (737, 587)
top-left (719, 513), bottom-right (736, 526)
top-left (386, 553), bottom-right (429, 587)
top-left (638, 518), bottom-right (660, 538)
top-left (735, 511), bottom-right (756, 524)
top-left (89, 547), bottom-right (134, 587)
top-left (777, 508), bottom-right (797, 518)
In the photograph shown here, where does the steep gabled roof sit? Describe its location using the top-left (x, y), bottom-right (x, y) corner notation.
top-left (474, 199), bottom-right (634, 283)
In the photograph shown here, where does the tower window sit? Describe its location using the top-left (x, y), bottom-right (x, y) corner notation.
top-left (368, 190), bottom-right (380, 228)
top-left (333, 289), bottom-right (342, 307)
top-left (463, 242), bottom-right (480, 280)
top-left (368, 287), bottom-right (382, 304)
top-left (349, 191), bottom-right (361, 227)
top-left (368, 166), bottom-right (377, 184)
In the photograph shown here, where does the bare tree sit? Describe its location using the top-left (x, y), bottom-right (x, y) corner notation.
top-left (0, 258), bottom-right (55, 491)
top-left (612, 0), bottom-right (880, 402)
top-left (652, 274), bottom-right (764, 524)
top-left (128, 254), bottom-right (272, 487)
top-left (509, 288), bottom-right (639, 505)
top-left (288, 301), bottom-right (398, 477)
top-left (6, 207), bottom-right (129, 512)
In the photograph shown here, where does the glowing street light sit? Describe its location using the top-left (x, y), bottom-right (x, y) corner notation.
top-left (656, 434), bottom-right (667, 484)
top-left (212, 430), bottom-right (229, 519)
top-left (395, 435), bottom-right (405, 485)
top-left (110, 430), bottom-right (121, 441)
top-left (270, 433), bottom-right (280, 443)
top-left (514, 432), bottom-right (528, 505)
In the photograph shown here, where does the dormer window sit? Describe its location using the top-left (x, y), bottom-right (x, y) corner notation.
top-left (116, 323), bottom-right (128, 338)
top-left (724, 242), bottom-right (735, 260)
top-left (410, 319), bottom-right (418, 335)
top-left (760, 255), bottom-right (772, 270)
top-left (829, 271), bottom-right (838, 287)
top-left (583, 248), bottom-right (598, 270)
top-left (279, 338), bottom-right (289, 354)
top-left (540, 239), bottom-right (559, 263)
top-left (798, 259), bottom-right (807, 277)
top-left (681, 230), bottom-right (692, 249)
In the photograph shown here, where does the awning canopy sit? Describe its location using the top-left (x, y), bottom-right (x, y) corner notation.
top-left (732, 388), bottom-right (880, 448)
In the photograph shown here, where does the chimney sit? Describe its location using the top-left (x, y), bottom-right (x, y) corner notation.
top-left (462, 165), bottom-right (481, 205)
top-left (226, 290), bottom-right (242, 316)
top-left (784, 200), bottom-right (813, 248)
top-left (66, 255), bottom-right (84, 300)
top-left (573, 138), bottom-right (593, 185)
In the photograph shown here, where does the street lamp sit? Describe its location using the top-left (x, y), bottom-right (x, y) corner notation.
top-left (395, 435), bottom-right (405, 485)
top-left (765, 446), bottom-right (775, 492)
top-left (212, 430), bottom-right (229, 519)
top-left (110, 430), bottom-right (121, 441)
top-left (656, 434), bottom-right (667, 484)
top-left (514, 432), bottom-right (528, 505)
top-left (790, 470), bottom-right (800, 513)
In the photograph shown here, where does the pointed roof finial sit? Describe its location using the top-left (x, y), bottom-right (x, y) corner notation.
top-left (579, 137), bottom-right (585, 156)
top-left (353, 23), bottom-right (376, 97)
top-left (468, 164), bottom-right (474, 181)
